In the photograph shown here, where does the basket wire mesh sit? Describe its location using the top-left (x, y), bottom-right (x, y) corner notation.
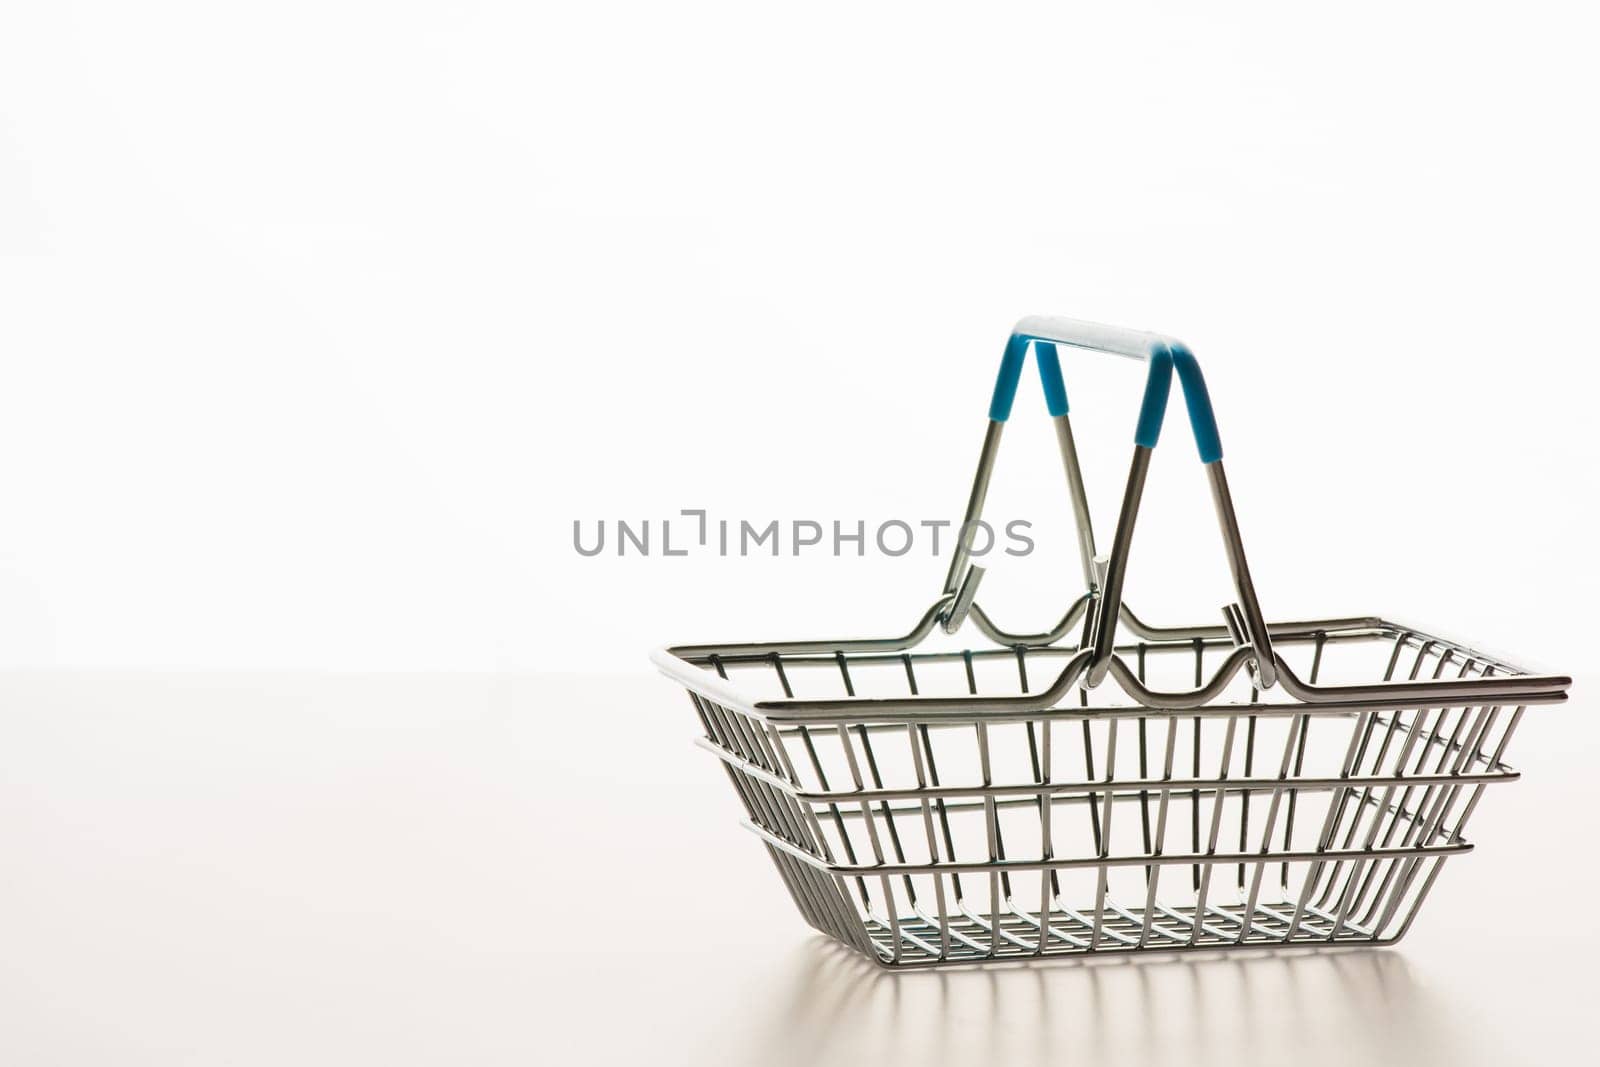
top-left (654, 316), bottom-right (1569, 967)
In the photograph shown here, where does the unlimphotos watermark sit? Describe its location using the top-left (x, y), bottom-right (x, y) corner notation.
top-left (573, 509), bottom-right (1034, 558)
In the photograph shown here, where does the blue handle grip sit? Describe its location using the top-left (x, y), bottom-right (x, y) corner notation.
top-left (1134, 343), bottom-right (1222, 463)
top-left (989, 320), bottom-right (1223, 463)
top-left (988, 332), bottom-right (1069, 421)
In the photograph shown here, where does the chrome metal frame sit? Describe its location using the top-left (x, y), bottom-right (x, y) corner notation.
top-left (653, 317), bottom-right (1571, 968)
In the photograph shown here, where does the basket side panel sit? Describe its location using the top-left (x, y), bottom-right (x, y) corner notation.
top-left (684, 689), bottom-right (879, 959)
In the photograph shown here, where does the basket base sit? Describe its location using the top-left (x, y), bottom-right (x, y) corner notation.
top-left (853, 899), bottom-right (1394, 968)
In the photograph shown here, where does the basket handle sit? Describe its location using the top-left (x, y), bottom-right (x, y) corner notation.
top-left (947, 316), bottom-right (1220, 628)
top-left (954, 314), bottom-right (1275, 688)
top-left (994, 316), bottom-right (1222, 464)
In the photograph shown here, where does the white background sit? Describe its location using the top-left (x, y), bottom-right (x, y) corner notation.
top-left (3, 4), bottom-right (1599, 1065)
top-left (3, 1), bottom-right (1597, 674)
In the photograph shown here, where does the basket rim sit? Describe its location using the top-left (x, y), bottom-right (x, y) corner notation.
top-left (653, 611), bottom-right (1570, 725)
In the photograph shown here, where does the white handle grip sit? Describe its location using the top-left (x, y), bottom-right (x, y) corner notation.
top-left (1012, 315), bottom-right (1178, 362)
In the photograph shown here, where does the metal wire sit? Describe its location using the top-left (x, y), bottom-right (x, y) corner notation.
top-left (656, 321), bottom-right (1569, 966)
top-left (667, 624), bottom-right (1552, 966)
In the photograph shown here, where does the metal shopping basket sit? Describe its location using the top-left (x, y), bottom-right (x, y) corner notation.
top-left (652, 316), bottom-right (1571, 967)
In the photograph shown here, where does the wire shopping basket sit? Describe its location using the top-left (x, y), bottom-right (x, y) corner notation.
top-left (652, 316), bottom-right (1571, 967)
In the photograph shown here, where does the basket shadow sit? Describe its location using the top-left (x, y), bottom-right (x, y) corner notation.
top-left (729, 938), bottom-right (1486, 1067)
